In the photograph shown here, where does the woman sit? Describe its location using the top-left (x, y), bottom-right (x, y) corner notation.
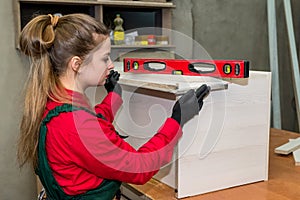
top-left (17, 13), bottom-right (209, 199)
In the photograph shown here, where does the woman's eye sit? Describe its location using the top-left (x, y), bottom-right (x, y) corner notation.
top-left (103, 57), bottom-right (109, 63)
top-left (106, 56), bottom-right (112, 64)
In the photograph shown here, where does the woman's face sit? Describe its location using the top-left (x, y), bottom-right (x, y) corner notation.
top-left (77, 37), bottom-right (114, 90)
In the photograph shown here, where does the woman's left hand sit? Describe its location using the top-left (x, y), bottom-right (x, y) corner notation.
top-left (104, 70), bottom-right (122, 96)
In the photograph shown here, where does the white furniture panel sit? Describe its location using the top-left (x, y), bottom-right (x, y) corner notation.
top-left (115, 71), bottom-right (271, 198)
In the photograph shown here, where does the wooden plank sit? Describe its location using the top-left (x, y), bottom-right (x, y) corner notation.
top-left (18, 0), bottom-right (175, 8)
top-left (176, 82), bottom-right (227, 95)
top-left (293, 148), bottom-right (300, 166)
top-left (116, 50), bottom-right (175, 62)
top-left (274, 137), bottom-right (300, 155)
top-left (119, 73), bottom-right (228, 95)
top-left (138, 0), bottom-right (167, 2)
top-left (283, 0), bottom-right (300, 130)
top-left (267, 0), bottom-right (281, 129)
top-left (287, 138), bottom-right (300, 167)
top-left (162, 8), bottom-right (172, 31)
top-left (94, 5), bottom-right (103, 22)
top-left (111, 45), bottom-right (176, 49)
top-left (121, 183), bottom-right (152, 200)
top-left (97, 0), bottom-right (175, 8)
top-left (119, 77), bottom-right (179, 92)
top-left (13, 0), bottom-right (21, 49)
top-left (124, 179), bottom-right (176, 200)
top-left (18, 0), bottom-right (99, 5)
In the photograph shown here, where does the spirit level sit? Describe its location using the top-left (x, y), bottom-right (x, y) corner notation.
top-left (123, 58), bottom-right (250, 78)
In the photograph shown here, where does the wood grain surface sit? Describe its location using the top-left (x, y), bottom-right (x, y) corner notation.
top-left (125, 128), bottom-right (300, 200)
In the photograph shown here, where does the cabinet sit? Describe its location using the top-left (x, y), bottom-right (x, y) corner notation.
top-left (115, 71), bottom-right (271, 198)
top-left (14, 0), bottom-right (176, 60)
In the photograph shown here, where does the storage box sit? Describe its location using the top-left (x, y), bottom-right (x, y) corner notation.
top-left (115, 71), bottom-right (271, 198)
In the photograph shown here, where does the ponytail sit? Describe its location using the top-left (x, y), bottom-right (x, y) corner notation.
top-left (18, 15), bottom-right (59, 168)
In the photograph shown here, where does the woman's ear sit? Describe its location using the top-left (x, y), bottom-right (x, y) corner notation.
top-left (69, 56), bottom-right (82, 72)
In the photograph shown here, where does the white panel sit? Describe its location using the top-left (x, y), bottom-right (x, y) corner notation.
top-left (177, 71), bottom-right (271, 198)
top-left (275, 137), bottom-right (300, 155)
top-left (177, 146), bottom-right (268, 198)
top-left (153, 157), bottom-right (177, 188)
top-left (115, 71), bottom-right (271, 198)
top-left (293, 148), bottom-right (300, 166)
top-left (115, 90), bottom-right (174, 148)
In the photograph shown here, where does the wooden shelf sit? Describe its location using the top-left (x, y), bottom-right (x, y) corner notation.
top-left (15, 0), bottom-right (175, 55)
top-left (97, 0), bottom-right (175, 8)
top-left (110, 44), bottom-right (175, 61)
top-left (111, 44), bottom-right (175, 49)
top-left (18, 0), bottom-right (99, 5)
top-left (18, 0), bottom-right (175, 8)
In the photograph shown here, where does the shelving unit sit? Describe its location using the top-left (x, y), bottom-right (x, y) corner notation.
top-left (17, 0), bottom-right (175, 8)
top-left (14, 0), bottom-right (176, 60)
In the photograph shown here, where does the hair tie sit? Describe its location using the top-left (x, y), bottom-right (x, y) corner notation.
top-left (48, 14), bottom-right (60, 28)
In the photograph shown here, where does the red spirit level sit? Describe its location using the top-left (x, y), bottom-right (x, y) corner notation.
top-left (123, 58), bottom-right (249, 78)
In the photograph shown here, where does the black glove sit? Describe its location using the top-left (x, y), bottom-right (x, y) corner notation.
top-left (171, 84), bottom-right (210, 127)
top-left (195, 84), bottom-right (210, 110)
top-left (104, 70), bottom-right (122, 96)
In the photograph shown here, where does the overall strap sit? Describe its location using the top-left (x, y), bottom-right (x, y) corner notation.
top-left (36, 104), bottom-right (121, 200)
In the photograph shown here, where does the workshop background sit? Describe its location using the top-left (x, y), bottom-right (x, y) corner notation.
top-left (0, 0), bottom-right (299, 199)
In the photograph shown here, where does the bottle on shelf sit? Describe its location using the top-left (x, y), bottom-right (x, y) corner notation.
top-left (113, 14), bottom-right (125, 45)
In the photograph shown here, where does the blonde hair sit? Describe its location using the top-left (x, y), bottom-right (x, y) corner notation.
top-left (17, 13), bottom-right (109, 169)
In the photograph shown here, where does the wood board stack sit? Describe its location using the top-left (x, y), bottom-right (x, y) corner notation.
top-left (275, 137), bottom-right (300, 166)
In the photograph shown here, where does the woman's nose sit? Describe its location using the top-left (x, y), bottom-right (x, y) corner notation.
top-left (108, 62), bottom-right (114, 70)
top-left (107, 57), bottom-right (114, 70)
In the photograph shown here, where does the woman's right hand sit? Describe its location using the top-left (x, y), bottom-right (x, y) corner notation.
top-left (171, 84), bottom-right (210, 127)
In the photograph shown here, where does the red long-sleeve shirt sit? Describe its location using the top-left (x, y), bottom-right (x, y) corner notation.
top-left (44, 90), bottom-right (182, 195)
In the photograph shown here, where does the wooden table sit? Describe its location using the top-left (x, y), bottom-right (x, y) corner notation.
top-left (124, 128), bottom-right (300, 200)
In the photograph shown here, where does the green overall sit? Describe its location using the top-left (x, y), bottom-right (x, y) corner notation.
top-left (35, 104), bottom-right (121, 200)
